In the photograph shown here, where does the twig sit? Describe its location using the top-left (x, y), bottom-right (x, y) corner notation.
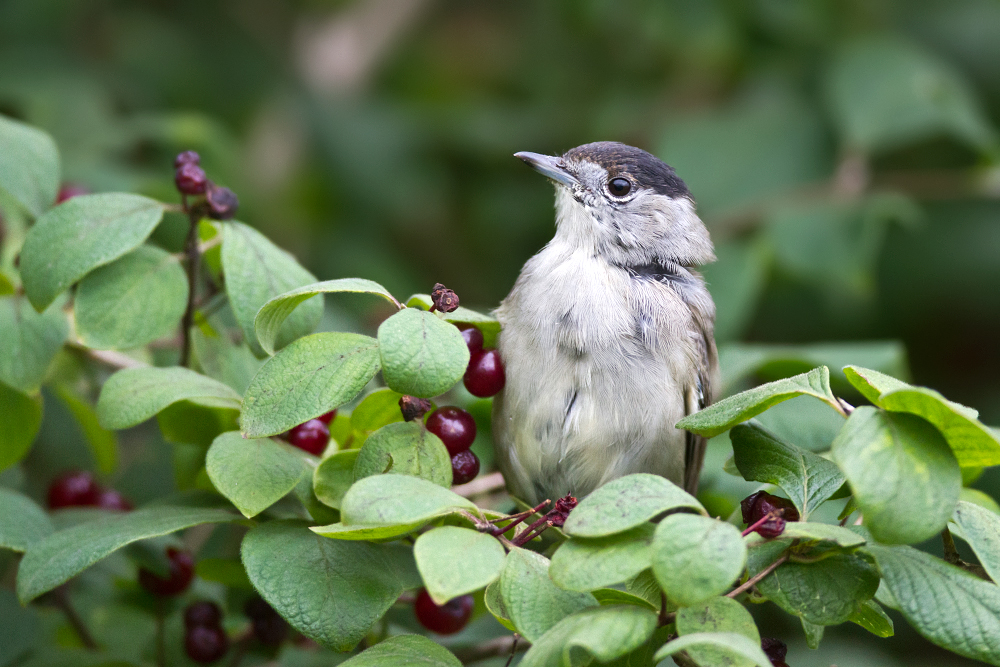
top-left (942, 527), bottom-right (961, 566)
top-left (658, 592), bottom-right (676, 627)
top-left (452, 635), bottom-right (528, 663)
top-left (452, 471), bottom-right (506, 498)
top-left (52, 586), bottom-right (98, 649)
top-left (179, 204), bottom-right (202, 367)
top-left (505, 635), bottom-right (519, 667)
top-left (67, 340), bottom-right (147, 369)
top-left (726, 552), bottom-right (790, 599)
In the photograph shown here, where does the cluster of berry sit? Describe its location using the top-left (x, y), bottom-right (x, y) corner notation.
top-left (183, 602), bottom-right (228, 663)
top-left (173, 151), bottom-right (239, 220)
top-left (47, 470), bottom-right (132, 511)
top-left (280, 410), bottom-right (337, 455)
top-left (459, 325), bottom-right (505, 398)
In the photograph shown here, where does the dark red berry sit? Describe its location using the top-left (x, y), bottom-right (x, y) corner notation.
top-left (175, 163), bottom-right (207, 195)
top-left (56, 184), bottom-right (88, 203)
top-left (741, 491), bottom-right (798, 539)
top-left (414, 589), bottom-right (473, 635)
top-left (97, 488), bottom-right (133, 511)
top-left (399, 395), bottom-right (432, 422)
top-left (761, 637), bottom-right (788, 665)
top-left (244, 597), bottom-right (288, 646)
top-left (205, 183), bottom-right (239, 220)
top-left (317, 410), bottom-right (337, 424)
top-left (451, 450), bottom-right (480, 485)
top-left (184, 601), bottom-right (223, 629)
top-left (48, 471), bottom-right (102, 509)
top-left (287, 419), bottom-right (329, 455)
top-left (459, 326), bottom-right (483, 355)
top-left (185, 625), bottom-right (229, 663)
top-left (426, 407), bottom-right (477, 455)
top-left (138, 547), bottom-right (195, 596)
top-left (546, 495), bottom-right (578, 528)
top-left (464, 349), bottom-right (505, 398)
top-left (430, 283), bottom-right (460, 313)
top-left (174, 150), bottom-right (201, 168)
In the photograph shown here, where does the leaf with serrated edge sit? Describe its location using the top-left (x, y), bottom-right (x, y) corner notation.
top-left (848, 599), bottom-right (894, 638)
top-left (677, 597), bottom-right (761, 667)
top-left (222, 221), bottom-right (322, 356)
top-left (354, 421), bottom-right (452, 487)
top-left (652, 514), bottom-right (747, 607)
top-left (255, 278), bottom-right (399, 355)
top-left (500, 548), bottom-right (597, 642)
top-left (338, 635), bottom-right (462, 667)
top-left (563, 473), bottom-right (703, 538)
top-left (550, 524), bottom-right (654, 592)
top-left (414, 526), bottom-right (505, 604)
top-left (0, 296), bottom-right (69, 393)
top-left (868, 543), bottom-right (1000, 664)
top-left (655, 632), bottom-right (772, 666)
top-left (97, 366), bottom-right (241, 430)
top-left (20, 193), bottom-right (165, 311)
top-left (519, 605), bottom-right (657, 667)
top-left (377, 308), bottom-right (469, 398)
top-left (731, 422), bottom-right (845, 518)
top-left (206, 432), bottom-right (309, 518)
top-left (240, 332), bottom-right (380, 438)
top-left (952, 501), bottom-right (1000, 584)
top-left (831, 406), bottom-right (960, 544)
top-left (0, 488), bottom-right (53, 553)
top-left (678, 367), bottom-right (841, 438)
top-left (17, 498), bottom-right (238, 602)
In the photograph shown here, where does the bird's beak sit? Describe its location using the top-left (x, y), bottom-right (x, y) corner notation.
top-left (514, 151), bottom-right (579, 188)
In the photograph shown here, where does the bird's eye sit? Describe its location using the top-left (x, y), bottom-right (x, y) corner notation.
top-left (608, 178), bottom-right (632, 197)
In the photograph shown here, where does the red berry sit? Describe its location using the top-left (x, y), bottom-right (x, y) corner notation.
top-left (56, 184), bottom-right (88, 203)
top-left (426, 407), bottom-right (477, 455)
top-left (175, 163), bottom-right (207, 195)
top-left (413, 589), bottom-right (473, 635)
top-left (185, 625), bottom-right (229, 663)
top-left (244, 597), bottom-right (288, 646)
top-left (138, 547), bottom-right (195, 596)
top-left (174, 150), bottom-right (201, 168)
top-left (287, 419), bottom-right (329, 455)
top-left (317, 410), bottom-right (337, 424)
top-left (97, 488), bottom-right (133, 511)
top-left (184, 601), bottom-right (223, 629)
top-left (464, 349), bottom-right (505, 398)
top-left (205, 183), bottom-right (239, 220)
top-left (459, 326), bottom-right (483, 355)
top-left (761, 637), bottom-right (788, 665)
top-left (451, 450), bottom-right (480, 485)
top-left (48, 471), bottom-right (102, 509)
top-left (740, 491), bottom-right (798, 538)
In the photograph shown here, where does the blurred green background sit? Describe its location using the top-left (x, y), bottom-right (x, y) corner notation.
top-left (2, 0), bottom-right (999, 664)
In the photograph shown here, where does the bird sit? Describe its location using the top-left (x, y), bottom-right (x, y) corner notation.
top-left (492, 141), bottom-right (718, 506)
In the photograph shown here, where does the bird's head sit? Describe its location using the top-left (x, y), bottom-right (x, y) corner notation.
top-left (515, 142), bottom-right (714, 268)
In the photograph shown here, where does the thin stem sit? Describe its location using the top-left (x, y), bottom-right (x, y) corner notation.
top-left (156, 600), bottom-right (166, 667)
top-left (492, 500), bottom-right (550, 536)
top-left (52, 586), bottom-right (98, 650)
top-left (505, 635), bottom-right (519, 667)
top-left (657, 592), bottom-right (676, 627)
top-left (179, 206), bottom-right (202, 367)
top-left (942, 527), bottom-right (962, 566)
top-left (741, 510), bottom-right (783, 538)
top-left (726, 552), bottom-right (790, 599)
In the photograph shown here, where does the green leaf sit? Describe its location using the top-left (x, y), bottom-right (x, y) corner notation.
top-left (0, 296), bottom-right (69, 393)
top-left (414, 526), bottom-right (505, 604)
top-left (192, 326), bottom-right (264, 395)
top-left (312, 475), bottom-right (476, 540)
top-left (801, 619), bottom-right (824, 649)
top-left (339, 635), bottom-right (461, 667)
top-left (255, 278), bottom-right (399, 356)
top-left (20, 193), bottom-right (166, 311)
top-left (826, 36), bottom-right (995, 153)
top-left (831, 406), bottom-right (961, 544)
top-left (0, 488), bottom-right (54, 553)
top-left (313, 449), bottom-right (360, 510)
top-left (550, 524), bottom-right (655, 592)
top-left (627, 569), bottom-right (665, 609)
top-left (240, 332), bottom-right (380, 438)
top-left (348, 388), bottom-right (404, 447)
top-left (844, 366), bottom-right (1000, 466)
top-left (206, 431), bottom-right (310, 518)
top-left (867, 543), bottom-right (1000, 664)
top-left (97, 366), bottom-right (242, 430)
top-left (74, 245), bottom-right (187, 350)
top-left (748, 541), bottom-right (879, 625)
top-left (0, 383), bottom-right (43, 472)
top-left (353, 421), bottom-right (452, 487)
top-left (652, 514), bottom-right (747, 607)
top-left (678, 367), bottom-right (842, 438)
top-left (591, 588), bottom-right (658, 611)
top-left (562, 473), bottom-right (704, 538)
top-left (241, 520), bottom-right (407, 651)
top-left (730, 422), bottom-right (845, 518)
top-left (676, 597), bottom-right (761, 667)
top-left (484, 580), bottom-right (517, 631)
top-left (17, 497), bottom-right (238, 602)
top-left (406, 294), bottom-right (501, 347)
top-left (156, 401), bottom-right (239, 447)
top-left (222, 221), bottom-right (322, 356)
top-left (848, 599), bottom-right (894, 638)
top-left (744, 521), bottom-right (866, 549)
top-left (952, 501), bottom-right (1000, 583)
top-left (377, 308), bottom-right (470, 398)
top-left (519, 605), bottom-right (658, 667)
top-left (501, 548), bottom-right (597, 642)
top-left (654, 633), bottom-right (771, 666)
top-left (0, 114), bottom-right (59, 218)
top-left (53, 385), bottom-right (118, 474)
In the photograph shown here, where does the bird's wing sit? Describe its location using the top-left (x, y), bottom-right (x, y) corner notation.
top-left (683, 326), bottom-right (718, 495)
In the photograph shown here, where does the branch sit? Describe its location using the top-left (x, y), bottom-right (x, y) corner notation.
top-left (179, 207), bottom-right (202, 367)
top-left (67, 340), bottom-right (147, 370)
top-left (726, 552), bottom-right (789, 599)
top-left (52, 586), bottom-right (98, 650)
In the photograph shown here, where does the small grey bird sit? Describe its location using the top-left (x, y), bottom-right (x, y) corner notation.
top-left (492, 142), bottom-right (718, 506)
